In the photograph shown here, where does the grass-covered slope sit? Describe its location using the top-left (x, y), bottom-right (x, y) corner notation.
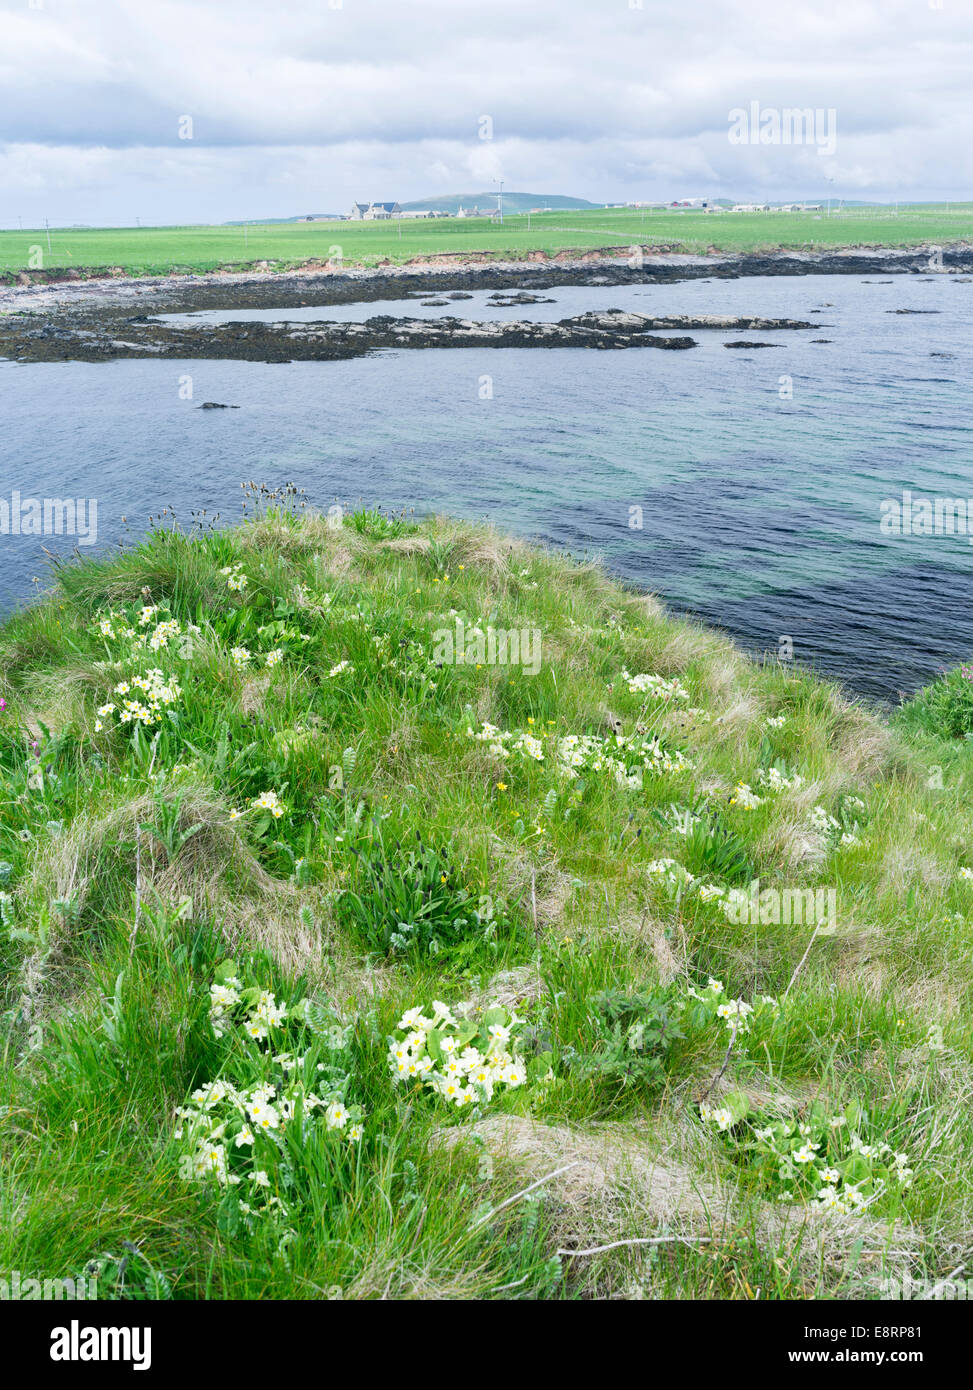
top-left (1, 501), bottom-right (972, 1300)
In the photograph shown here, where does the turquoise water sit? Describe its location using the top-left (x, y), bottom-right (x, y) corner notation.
top-left (1, 273), bottom-right (971, 700)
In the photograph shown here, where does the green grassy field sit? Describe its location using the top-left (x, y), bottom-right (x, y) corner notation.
top-left (2, 203), bottom-right (971, 278)
top-left (2, 495), bottom-right (973, 1300)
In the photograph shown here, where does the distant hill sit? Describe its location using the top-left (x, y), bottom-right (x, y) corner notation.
top-left (399, 192), bottom-right (601, 215)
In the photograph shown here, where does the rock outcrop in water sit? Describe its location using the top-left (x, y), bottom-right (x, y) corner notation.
top-left (0, 310), bottom-right (704, 362)
top-left (0, 307), bottom-right (820, 365)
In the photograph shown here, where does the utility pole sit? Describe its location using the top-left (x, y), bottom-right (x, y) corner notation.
top-left (496, 179), bottom-right (504, 224)
top-left (45, 218), bottom-right (51, 252)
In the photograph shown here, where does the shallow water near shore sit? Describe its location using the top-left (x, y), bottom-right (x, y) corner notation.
top-left (1, 271), bottom-right (971, 702)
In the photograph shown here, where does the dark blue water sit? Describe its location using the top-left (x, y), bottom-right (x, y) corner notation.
top-left (1, 273), bottom-right (971, 701)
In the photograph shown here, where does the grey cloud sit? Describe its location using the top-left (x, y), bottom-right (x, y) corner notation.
top-left (1, 0), bottom-right (970, 222)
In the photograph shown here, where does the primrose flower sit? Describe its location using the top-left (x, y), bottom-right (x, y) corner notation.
top-left (431, 999), bottom-right (457, 1028)
top-left (729, 783), bottom-right (763, 810)
top-left (437, 1075), bottom-right (465, 1104)
top-left (756, 767), bottom-right (804, 794)
top-left (195, 1145), bottom-right (228, 1181)
top-left (468, 1064), bottom-right (494, 1098)
top-left (397, 1007), bottom-right (431, 1032)
top-left (210, 983), bottom-right (240, 1012)
top-left (389, 1000), bottom-right (540, 1108)
top-left (620, 670), bottom-right (690, 702)
top-left (254, 1107), bottom-right (281, 1133)
top-left (699, 1103), bottom-right (732, 1130)
top-left (251, 790), bottom-right (285, 819)
top-left (695, 883), bottom-right (727, 903)
top-left (716, 999), bottom-right (754, 1033)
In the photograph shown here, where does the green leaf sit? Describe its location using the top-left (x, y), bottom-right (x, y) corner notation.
top-left (527, 1052), bottom-right (553, 1081)
top-left (722, 1089), bottom-right (751, 1124)
top-left (841, 1156), bottom-right (871, 1185)
top-left (217, 1193), bottom-right (242, 1237)
top-left (844, 1099), bottom-right (864, 1131)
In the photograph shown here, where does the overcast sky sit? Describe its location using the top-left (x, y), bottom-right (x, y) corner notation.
top-left (1, 0), bottom-right (970, 226)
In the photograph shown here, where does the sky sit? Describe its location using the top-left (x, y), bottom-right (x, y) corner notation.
top-left (1, 0), bottom-right (971, 227)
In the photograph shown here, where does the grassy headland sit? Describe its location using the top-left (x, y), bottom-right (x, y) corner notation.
top-left (2, 204), bottom-right (971, 280)
top-left (1, 498), bottom-right (972, 1300)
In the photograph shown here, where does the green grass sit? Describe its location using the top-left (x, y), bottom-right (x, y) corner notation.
top-left (1, 497), bottom-right (972, 1300)
top-left (2, 203), bottom-right (971, 279)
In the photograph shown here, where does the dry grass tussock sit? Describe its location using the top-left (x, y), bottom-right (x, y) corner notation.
top-left (756, 805), bottom-right (830, 872)
top-left (479, 835), bottom-right (574, 932)
top-left (621, 591), bottom-right (665, 622)
top-left (239, 674), bottom-right (270, 716)
top-left (830, 708), bottom-right (895, 783)
top-left (379, 535), bottom-right (431, 556)
top-left (606, 910), bottom-right (687, 985)
top-left (432, 522), bottom-right (524, 583)
top-left (455, 965), bottom-right (545, 1016)
top-left (20, 785), bottom-right (329, 975)
top-left (880, 839), bottom-right (950, 894)
top-left (236, 511), bottom-right (339, 557)
top-left (432, 1114), bottom-right (919, 1294)
top-left (434, 1112), bottom-right (715, 1232)
top-left (711, 692), bottom-right (763, 751)
top-left (636, 624), bottom-right (729, 680)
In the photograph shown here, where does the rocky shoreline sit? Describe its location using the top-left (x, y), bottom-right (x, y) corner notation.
top-left (0, 245), bottom-right (968, 364)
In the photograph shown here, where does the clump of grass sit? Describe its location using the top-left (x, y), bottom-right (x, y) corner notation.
top-left (897, 663), bottom-right (973, 740)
